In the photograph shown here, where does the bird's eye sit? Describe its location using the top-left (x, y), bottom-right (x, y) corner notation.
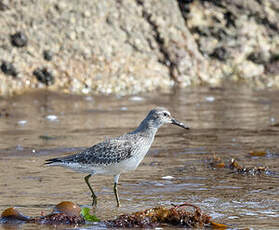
top-left (163, 112), bottom-right (168, 117)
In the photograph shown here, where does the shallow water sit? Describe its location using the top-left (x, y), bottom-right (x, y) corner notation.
top-left (0, 86), bottom-right (279, 229)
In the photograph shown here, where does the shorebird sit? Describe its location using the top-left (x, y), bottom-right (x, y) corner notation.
top-left (45, 107), bottom-right (189, 207)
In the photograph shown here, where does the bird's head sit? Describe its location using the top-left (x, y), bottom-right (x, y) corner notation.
top-left (146, 107), bottom-right (189, 130)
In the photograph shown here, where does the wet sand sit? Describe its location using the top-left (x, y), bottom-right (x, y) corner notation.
top-left (0, 86), bottom-right (279, 229)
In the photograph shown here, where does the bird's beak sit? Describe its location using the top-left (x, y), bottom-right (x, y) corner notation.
top-left (171, 118), bottom-right (189, 129)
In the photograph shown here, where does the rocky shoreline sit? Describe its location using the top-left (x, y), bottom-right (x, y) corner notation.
top-left (0, 0), bottom-right (278, 96)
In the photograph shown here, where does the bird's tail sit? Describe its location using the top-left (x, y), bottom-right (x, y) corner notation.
top-left (44, 157), bottom-right (63, 166)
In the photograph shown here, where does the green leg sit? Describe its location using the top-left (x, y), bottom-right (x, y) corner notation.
top-left (114, 182), bottom-right (120, 207)
top-left (84, 174), bottom-right (97, 206)
top-left (114, 174), bottom-right (121, 207)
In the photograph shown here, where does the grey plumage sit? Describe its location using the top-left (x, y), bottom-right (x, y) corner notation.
top-left (46, 137), bottom-right (134, 166)
top-left (45, 107), bottom-right (189, 207)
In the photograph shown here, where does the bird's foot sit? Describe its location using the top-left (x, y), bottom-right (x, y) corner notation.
top-left (91, 199), bottom-right (97, 207)
top-left (90, 194), bottom-right (97, 206)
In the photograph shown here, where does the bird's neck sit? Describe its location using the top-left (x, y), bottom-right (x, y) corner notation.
top-left (132, 119), bottom-right (159, 137)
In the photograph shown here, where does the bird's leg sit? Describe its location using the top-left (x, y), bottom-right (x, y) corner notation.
top-left (84, 174), bottom-right (97, 206)
top-left (114, 183), bottom-right (120, 207)
top-left (113, 174), bottom-right (120, 207)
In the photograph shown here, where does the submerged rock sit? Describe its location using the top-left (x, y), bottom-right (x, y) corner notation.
top-left (1, 207), bottom-right (30, 223)
top-left (0, 108), bottom-right (10, 117)
top-left (53, 201), bottom-right (81, 217)
top-left (0, 201), bottom-right (85, 225)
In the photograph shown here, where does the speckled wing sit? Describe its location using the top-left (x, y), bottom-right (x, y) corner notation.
top-left (45, 136), bottom-right (134, 166)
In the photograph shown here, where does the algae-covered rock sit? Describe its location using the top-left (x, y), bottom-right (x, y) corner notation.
top-left (0, 0), bottom-right (278, 96)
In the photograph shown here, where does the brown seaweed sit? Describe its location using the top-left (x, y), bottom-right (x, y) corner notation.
top-left (30, 213), bottom-right (85, 225)
top-left (229, 158), bottom-right (268, 175)
top-left (105, 202), bottom-right (217, 228)
top-left (1, 201), bottom-right (226, 228)
top-left (208, 155), bottom-right (270, 175)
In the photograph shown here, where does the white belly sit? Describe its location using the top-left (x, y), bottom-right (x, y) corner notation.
top-left (55, 151), bottom-right (147, 176)
top-left (94, 152), bottom-right (146, 175)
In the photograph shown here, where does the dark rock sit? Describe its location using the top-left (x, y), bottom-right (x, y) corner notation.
top-left (200, 0), bottom-right (224, 8)
top-left (265, 55), bottom-right (279, 75)
top-left (43, 50), bottom-right (53, 61)
top-left (0, 0), bottom-right (9, 11)
top-left (211, 28), bottom-right (228, 41)
top-left (191, 26), bottom-right (210, 37)
top-left (178, 0), bottom-right (194, 4)
top-left (1, 61), bottom-right (17, 77)
top-left (210, 47), bottom-right (228, 61)
top-left (224, 11), bottom-right (236, 27)
top-left (177, 0), bottom-right (193, 16)
top-left (0, 108), bottom-right (10, 117)
top-left (39, 135), bottom-right (57, 140)
top-left (33, 68), bottom-right (55, 86)
top-left (10, 32), bottom-right (28, 47)
top-left (270, 54), bottom-right (279, 63)
top-left (247, 52), bottom-right (268, 64)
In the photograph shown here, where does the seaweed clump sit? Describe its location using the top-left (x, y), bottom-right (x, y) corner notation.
top-left (106, 203), bottom-right (213, 228)
top-left (30, 212), bottom-right (84, 225)
top-left (1, 201), bottom-right (226, 228)
top-left (31, 201), bottom-right (84, 225)
top-left (208, 155), bottom-right (270, 175)
top-left (229, 159), bottom-right (268, 175)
